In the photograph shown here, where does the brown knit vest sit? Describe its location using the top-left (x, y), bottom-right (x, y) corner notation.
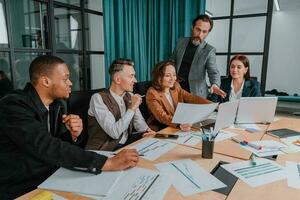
top-left (86, 89), bottom-right (133, 151)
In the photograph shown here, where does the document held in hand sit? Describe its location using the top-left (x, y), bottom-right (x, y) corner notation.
top-left (171, 103), bottom-right (218, 124)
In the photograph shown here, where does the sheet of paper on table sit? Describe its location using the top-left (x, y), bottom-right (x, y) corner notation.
top-left (221, 158), bottom-right (285, 187)
top-left (155, 159), bottom-right (226, 196)
top-left (131, 138), bottom-right (177, 161)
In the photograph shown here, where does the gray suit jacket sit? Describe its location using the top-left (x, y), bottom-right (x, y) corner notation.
top-left (171, 37), bottom-right (220, 97)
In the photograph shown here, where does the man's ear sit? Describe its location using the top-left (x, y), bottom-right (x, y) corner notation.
top-left (113, 74), bottom-right (122, 84)
top-left (40, 75), bottom-right (51, 87)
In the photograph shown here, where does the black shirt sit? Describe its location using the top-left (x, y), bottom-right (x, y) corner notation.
top-left (177, 40), bottom-right (198, 92)
top-left (0, 78), bottom-right (13, 99)
top-left (0, 83), bottom-right (107, 199)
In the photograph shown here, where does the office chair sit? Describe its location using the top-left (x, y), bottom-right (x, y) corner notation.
top-left (67, 88), bottom-right (105, 148)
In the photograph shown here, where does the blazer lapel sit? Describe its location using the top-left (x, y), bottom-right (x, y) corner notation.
top-left (176, 38), bottom-right (190, 73)
top-left (159, 92), bottom-right (175, 115)
top-left (170, 89), bottom-right (179, 109)
top-left (190, 41), bottom-right (207, 72)
top-left (242, 80), bottom-right (252, 97)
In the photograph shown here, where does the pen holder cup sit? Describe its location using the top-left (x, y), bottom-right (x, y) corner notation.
top-left (202, 138), bottom-right (214, 159)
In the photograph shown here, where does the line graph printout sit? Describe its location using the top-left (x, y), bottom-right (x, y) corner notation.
top-left (132, 138), bottom-right (177, 161)
top-left (222, 158), bottom-right (285, 187)
top-left (155, 159), bottom-right (226, 196)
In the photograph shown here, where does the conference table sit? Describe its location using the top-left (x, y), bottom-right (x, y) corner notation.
top-left (18, 117), bottom-right (300, 200)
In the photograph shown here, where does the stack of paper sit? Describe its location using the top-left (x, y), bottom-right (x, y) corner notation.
top-left (39, 167), bottom-right (160, 199)
top-left (39, 167), bottom-right (122, 196)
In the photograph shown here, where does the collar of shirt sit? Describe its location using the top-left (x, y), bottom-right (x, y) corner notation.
top-left (230, 79), bottom-right (245, 99)
top-left (109, 89), bottom-right (126, 105)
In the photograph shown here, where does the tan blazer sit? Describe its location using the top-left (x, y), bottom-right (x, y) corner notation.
top-left (146, 82), bottom-right (211, 131)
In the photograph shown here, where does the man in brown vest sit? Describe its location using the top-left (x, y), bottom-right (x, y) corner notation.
top-left (87, 58), bottom-right (155, 151)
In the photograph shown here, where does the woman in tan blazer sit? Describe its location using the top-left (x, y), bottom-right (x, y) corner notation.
top-left (146, 60), bottom-right (211, 131)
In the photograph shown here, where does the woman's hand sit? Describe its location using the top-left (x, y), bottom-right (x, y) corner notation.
top-left (179, 123), bottom-right (192, 132)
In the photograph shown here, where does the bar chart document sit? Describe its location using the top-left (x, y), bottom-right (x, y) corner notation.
top-left (222, 158), bottom-right (285, 187)
top-left (104, 168), bottom-right (159, 200)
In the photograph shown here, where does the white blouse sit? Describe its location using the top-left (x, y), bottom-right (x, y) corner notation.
top-left (229, 79), bottom-right (245, 101)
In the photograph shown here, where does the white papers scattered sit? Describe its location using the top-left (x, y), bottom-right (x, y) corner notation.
top-left (166, 131), bottom-right (202, 146)
top-left (214, 130), bottom-right (237, 142)
top-left (39, 167), bottom-right (123, 196)
top-left (155, 159), bottom-right (226, 196)
top-left (280, 136), bottom-right (300, 153)
top-left (132, 138), bottom-right (177, 161)
top-left (234, 123), bottom-right (262, 132)
top-left (142, 175), bottom-right (171, 200)
top-left (286, 161), bottom-right (300, 189)
top-left (39, 167), bottom-right (159, 199)
top-left (222, 158), bottom-right (285, 187)
top-left (172, 103), bottom-right (218, 124)
top-left (103, 168), bottom-right (159, 200)
top-left (241, 140), bottom-right (287, 157)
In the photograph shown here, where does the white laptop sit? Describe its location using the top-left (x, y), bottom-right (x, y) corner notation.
top-left (235, 97), bottom-right (278, 124)
top-left (200, 100), bottom-right (239, 134)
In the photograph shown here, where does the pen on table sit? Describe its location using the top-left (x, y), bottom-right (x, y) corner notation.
top-left (244, 141), bottom-right (262, 150)
top-left (231, 137), bottom-right (247, 145)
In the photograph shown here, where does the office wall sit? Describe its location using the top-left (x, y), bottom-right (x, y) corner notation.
top-left (266, 5), bottom-right (300, 95)
top-left (89, 0), bottom-right (106, 89)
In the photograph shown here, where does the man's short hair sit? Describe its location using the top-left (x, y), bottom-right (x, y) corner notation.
top-left (109, 58), bottom-right (134, 79)
top-left (192, 14), bottom-right (213, 31)
top-left (29, 55), bottom-right (65, 85)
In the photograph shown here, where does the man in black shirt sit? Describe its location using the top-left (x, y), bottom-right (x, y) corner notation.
top-left (171, 14), bottom-right (226, 98)
top-left (0, 55), bottom-right (139, 199)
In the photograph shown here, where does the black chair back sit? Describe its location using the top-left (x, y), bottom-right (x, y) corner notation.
top-left (67, 88), bottom-right (104, 148)
top-left (133, 81), bottom-right (152, 120)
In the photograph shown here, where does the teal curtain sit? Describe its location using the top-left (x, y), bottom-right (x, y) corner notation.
top-left (103, 0), bottom-right (206, 86)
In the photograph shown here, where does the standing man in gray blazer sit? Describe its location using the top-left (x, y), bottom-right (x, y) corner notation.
top-left (171, 14), bottom-right (226, 98)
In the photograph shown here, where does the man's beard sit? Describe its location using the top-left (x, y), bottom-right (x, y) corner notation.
top-left (191, 38), bottom-right (201, 46)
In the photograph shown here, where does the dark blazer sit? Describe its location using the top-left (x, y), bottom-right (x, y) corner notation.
top-left (210, 77), bottom-right (261, 103)
top-left (146, 82), bottom-right (211, 131)
top-left (0, 83), bottom-right (107, 199)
